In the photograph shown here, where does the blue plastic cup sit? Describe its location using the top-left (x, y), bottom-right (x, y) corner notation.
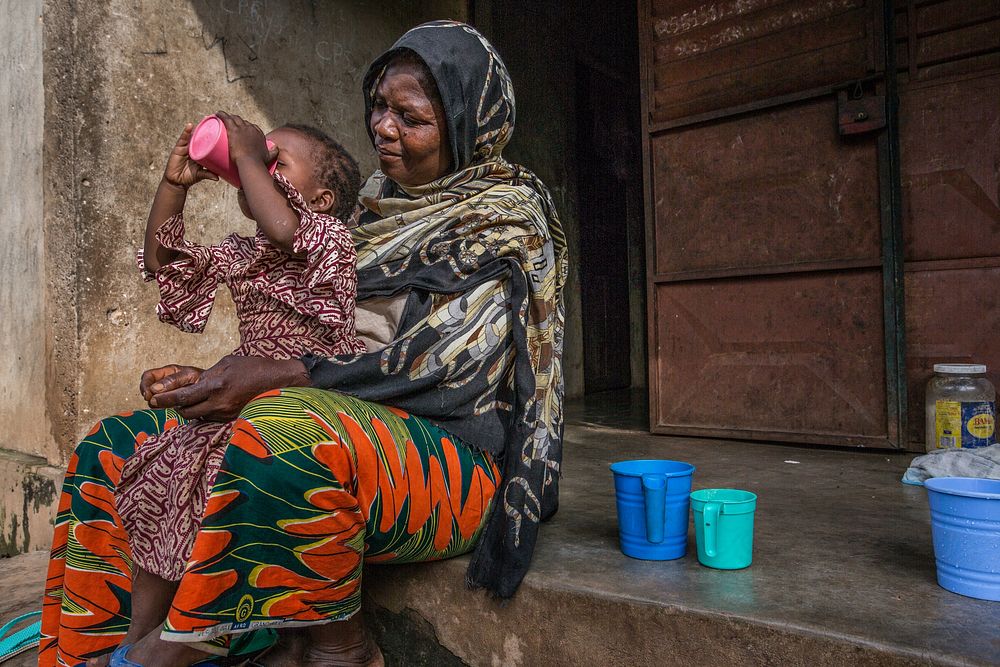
top-left (924, 477), bottom-right (1000, 601)
top-left (610, 459), bottom-right (695, 560)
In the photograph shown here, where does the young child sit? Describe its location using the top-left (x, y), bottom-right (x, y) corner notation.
top-left (112, 112), bottom-right (366, 659)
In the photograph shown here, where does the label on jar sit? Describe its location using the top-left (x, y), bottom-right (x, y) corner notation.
top-left (935, 400), bottom-right (996, 449)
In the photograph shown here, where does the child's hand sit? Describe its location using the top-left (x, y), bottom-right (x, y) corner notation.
top-left (163, 123), bottom-right (219, 189)
top-left (216, 111), bottom-right (277, 165)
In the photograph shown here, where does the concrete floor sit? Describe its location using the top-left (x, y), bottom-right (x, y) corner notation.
top-left (0, 549), bottom-right (47, 667)
top-left (4, 391), bottom-right (1000, 666)
top-left (549, 392), bottom-right (1000, 664)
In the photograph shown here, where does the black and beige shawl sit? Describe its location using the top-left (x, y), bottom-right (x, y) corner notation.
top-left (304, 20), bottom-right (567, 598)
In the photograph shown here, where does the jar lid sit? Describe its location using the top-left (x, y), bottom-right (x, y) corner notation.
top-left (933, 363), bottom-right (987, 374)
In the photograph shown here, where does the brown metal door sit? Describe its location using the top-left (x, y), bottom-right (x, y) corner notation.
top-left (895, 0), bottom-right (1000, 448)
top-left (640, 0), bottom-right (904, 447)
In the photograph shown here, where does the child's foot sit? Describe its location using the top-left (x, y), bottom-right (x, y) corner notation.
top-left (93, 567), bottom-right (182, 665)
top-left (84, 625), bottom-right (149, 667)
top-left (85, 653), bottom-right (112, 667)
top-left (112, 627), bottom-right (211, 667)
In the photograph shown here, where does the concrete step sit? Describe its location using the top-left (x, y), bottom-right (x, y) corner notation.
top-left (365, 422), bottom-right (1000, 667)
top-left (7, 423), bottom-right (998, 666)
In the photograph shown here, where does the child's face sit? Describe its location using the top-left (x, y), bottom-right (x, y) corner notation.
top-left (237, 127), bottom-right (326, 219)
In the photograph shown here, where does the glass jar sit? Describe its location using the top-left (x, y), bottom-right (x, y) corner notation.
top-left (925, 364), bottom-right (996, 453)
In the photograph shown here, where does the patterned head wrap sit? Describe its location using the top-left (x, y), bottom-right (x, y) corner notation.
top-left (362, 19), bottom-right (516, 171)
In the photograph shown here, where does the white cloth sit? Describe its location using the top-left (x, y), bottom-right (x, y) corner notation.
top-left (902, 444), bottom-right (1000, 485)
top-left (354, 291), bottom-right (407, 352)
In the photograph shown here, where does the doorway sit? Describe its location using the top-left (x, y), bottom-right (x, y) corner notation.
top-left (473, 1), bottom-right (647, 400)
top-left (576, 61), bottom-right (643, 393)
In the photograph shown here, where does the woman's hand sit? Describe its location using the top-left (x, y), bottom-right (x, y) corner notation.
top-left (216, 111), bottom-right (275, 165)
top-left (147, 355), bottom-right (312, 421)
top-left (140, 364), bottom-right (204, 403)
top-left (163, 123), bottom-right (219, 189)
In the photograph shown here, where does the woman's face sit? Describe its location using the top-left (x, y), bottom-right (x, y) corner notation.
top-left (370, 59), bottom-right (451, 188)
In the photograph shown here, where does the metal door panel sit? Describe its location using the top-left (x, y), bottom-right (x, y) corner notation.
top-left (654, 5), bottom-right (866, 83)
top-left (642, 0), bottom-right (1000, 449)
top-left (895, 0), bottom-right (1000, 82)
top-left (652, 269), bottom-right (889, 444)
top-left (654, 36), bottom-right (870, 123)
top-left (895, 1), bottom-right (1000, 448)
top-left (641, 0), bottom-right (899, 448)
top-left (650, 0), bottom-right (877, 123)
top-left (913, 0), bottom-right (1000, 34)
top-left (915, 21), bottom-right (1000, 68)
top-left (899, 73), bottom-right (1000, 262)
top-left (652, 97), bottom-right (882, 278)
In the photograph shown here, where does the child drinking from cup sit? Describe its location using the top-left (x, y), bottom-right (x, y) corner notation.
top-left (110, 112), bottom-right (366, 663)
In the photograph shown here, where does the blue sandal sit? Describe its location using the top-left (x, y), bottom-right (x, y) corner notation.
top-left (107, 644), bottom-right (141, 667)
top-left (104, 629), bottom-right (275, 666)
top-left (0, 611), bottom-right (42, 664)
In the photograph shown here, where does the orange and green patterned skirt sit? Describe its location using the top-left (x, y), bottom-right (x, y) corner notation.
top-left (39, 388), bottom-right (500, 666)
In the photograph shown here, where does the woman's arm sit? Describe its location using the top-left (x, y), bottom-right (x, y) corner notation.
top-left (216, 112), bottom-right (302, 256)
top-left (148, 355), bottom-right (312, 421)
top-left (144, 123), bottom-right (219, 273)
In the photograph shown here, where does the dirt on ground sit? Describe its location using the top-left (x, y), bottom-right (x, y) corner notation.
top-left (1, 550), bottom-right (48, 667)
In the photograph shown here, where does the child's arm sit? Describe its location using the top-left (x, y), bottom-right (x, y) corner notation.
top-left (144, 124), bottom-right (219, 273)
top-left (217, 111), bottom-right (303, 257)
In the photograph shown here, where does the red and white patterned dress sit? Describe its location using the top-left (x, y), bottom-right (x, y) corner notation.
top-left (116, 174), bottom-right (366, 581)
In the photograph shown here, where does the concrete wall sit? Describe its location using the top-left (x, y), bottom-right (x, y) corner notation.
top-left (1, 0), bottom-right (50, 461)
top-left (0, 0), bottom-right (63, 555)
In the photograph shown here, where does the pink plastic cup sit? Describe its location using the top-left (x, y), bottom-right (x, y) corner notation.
top-left (188, 115), bottom-right (277, 188)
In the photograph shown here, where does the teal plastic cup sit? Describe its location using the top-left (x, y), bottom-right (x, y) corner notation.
top-left (690, 489), bottom-right (757, 569)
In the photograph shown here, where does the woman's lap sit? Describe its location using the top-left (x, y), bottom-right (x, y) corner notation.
top-left (40, 408), bottom-right (185, 666)
top-left (39, 390), bottom-right (499, 665)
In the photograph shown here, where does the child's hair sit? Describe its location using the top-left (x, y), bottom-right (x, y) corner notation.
top-left (282, 124), bottom-right (361, 221)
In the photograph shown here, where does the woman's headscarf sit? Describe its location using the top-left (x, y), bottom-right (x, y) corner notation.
top-left (305, 20), bottom-right (567, 598)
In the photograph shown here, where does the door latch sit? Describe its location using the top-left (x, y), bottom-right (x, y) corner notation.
top-left (837, 84), bottom-right (886, 136)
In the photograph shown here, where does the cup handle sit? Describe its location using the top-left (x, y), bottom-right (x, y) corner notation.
top-left (703, 501), bottom-right (721, 558)
top-left (641, 474), bottom-right (667, 544)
